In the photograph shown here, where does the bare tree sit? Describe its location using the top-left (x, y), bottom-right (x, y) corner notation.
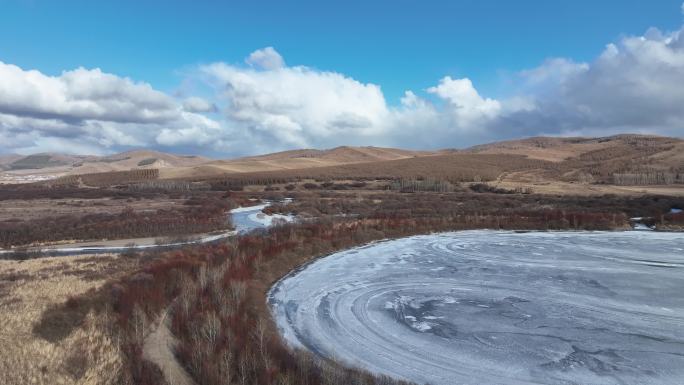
top-left (219, 349), bottom-right (233, 385)
top-left (130, 304), bottom-right (148, 344)
top-left (252, 318), bottom-right (271, 369)
top-left (228, 281), bottom-right (247, 306)
top-left (201, 311), bottom-right (221, 351)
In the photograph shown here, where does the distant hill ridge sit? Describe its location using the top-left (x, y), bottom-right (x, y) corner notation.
top-left (2, 135), bottom-right (683, 188)
top-left (0, 150), bottom-right (210, 174)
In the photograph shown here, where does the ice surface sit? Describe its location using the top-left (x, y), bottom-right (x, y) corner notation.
top-left (269, 231), bottom-right (684, 385)
top-left (247, 212), bottom-right (294, 227)
top-left (230, 202), bottom-right (294, 233)
top-left (633, 222), bottom-right (654, 230)
top-left (229, 203), bottom-right (270, 214)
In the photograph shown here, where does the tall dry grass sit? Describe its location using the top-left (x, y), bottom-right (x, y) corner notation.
top-left (0, 255), bottom-right (129, 385)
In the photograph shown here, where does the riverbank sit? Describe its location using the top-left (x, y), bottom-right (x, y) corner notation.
top-left (0, 201), bottom-right (295, 259)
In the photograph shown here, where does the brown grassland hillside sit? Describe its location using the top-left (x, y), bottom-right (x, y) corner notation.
top-left (159, 146), bottom-right (433, 179)
top-left (27, 134), bottom-right (682, 194)
top-left (5, 135), bottom-right (683, 195)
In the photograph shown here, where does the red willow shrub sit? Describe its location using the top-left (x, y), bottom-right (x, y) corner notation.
top-left (0, 196), bottom-right (233, 248)
top-left (112, 204), bottom-right (630, 385)
top-left (268, 190), bottom-right (683, 224)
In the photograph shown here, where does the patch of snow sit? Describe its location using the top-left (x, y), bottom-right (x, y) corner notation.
top-left (247, 212), bottom-right (294, 227)
top-left (633, 223), bottom-right (654, 231)
top-left (411, 322), bottom-right (433, 332)
top-left (230, 203), bottom-right (270, 213)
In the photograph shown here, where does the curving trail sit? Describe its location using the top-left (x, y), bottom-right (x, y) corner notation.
top-left (269, 231), bottom-right (684, 385)
top-left (143, 305), bottom-right (196, 385)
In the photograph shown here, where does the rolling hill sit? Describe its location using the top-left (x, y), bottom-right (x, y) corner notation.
top-left (0, 150), bottom-right (210, 180)
top-left (160, 146), bottom-right (433, 179)
top-left (3, 135), bottom-right (683, 193)
top-left (189, 135), bottom-right (684, 194)
top-left (465, 134), bottom-right (683, 162)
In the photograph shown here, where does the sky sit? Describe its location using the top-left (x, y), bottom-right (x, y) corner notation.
top-left (1, 0), bottom-right (684, 157)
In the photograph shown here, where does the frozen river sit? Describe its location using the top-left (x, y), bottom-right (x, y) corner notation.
top-left (269, 231), bottom-right (684, 385)
top-left (0, 202), bottom-right (292, 257)
top-left (231, 202), bottom-right (294, 234)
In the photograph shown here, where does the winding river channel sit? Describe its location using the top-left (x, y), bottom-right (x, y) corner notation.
top-left (0, 202), bottom-right (290, 257)
top-left (269, 230), bottom-right (684, 385)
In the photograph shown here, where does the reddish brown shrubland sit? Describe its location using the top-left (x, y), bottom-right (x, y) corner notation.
top-left (26, 190), bottom-right (681, 384)
top-left (109, 190), bottom-right (650, 385)
top-left (0, 194), bottom-right (233, 248)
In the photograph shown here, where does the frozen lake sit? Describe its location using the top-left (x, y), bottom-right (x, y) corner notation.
top-left (269, 231), bottom-right (684, 385)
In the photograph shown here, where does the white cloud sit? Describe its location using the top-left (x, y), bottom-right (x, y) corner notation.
top-left (0, 62), bottom-right (222, 155)
top-left (3, 15), bottom-right (684, 158)
top-left (201, 55), bottom-right (391, 148)
top-left (17, 137), bottom-right (111, 156)
top-left (156, 112), bottom-right (223, 146)
top-left (245, 46), bottom-right (285, 70)
top-left (518, 58), bottom-right (589, 89)
top-left (506, 25), bottom-right (684, 136)
top-left (182, 96), bottom-right (216, 113)
top-left (0, 63), bottom-right (179, 124)
top-left (427, 77), bottom-right (501, 125)
top-left (192, 48), bottom-right (516, 151)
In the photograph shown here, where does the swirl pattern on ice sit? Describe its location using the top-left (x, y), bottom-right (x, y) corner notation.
top-left (269, 231), bottom-right (684, 385)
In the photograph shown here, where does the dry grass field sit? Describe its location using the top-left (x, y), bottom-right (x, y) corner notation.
top-left (465, 136), bottom-right (609, 162)
top-left (492, 170), bottom-right (684, 196)
top-left (160, 146), bottom-right (433, 179)
top-left (0, 150), bottom-right (209, 183)
top-left (7, 135), bottom-right (679, 193)
top-left (0, 189), bottom-right (232, 248)
top-left (0, 196), bottom-right (188, 222)
top-left (0, 254), bottom-right (136, 385)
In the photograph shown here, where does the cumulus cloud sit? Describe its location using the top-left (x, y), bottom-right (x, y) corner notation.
top-left (0, 62), bottom-right (221, 155)
top-left (427, 77), bottom-right (501, 125)
top-left (504, 25), bottom-right (684, 138)
top-left (245, 46), bottom-right (285, 70)
top-left (203, 30), bottom-right (684, 151)
top-left (518, 58), bottom-right (589, 90)
top-left (3, 14), bottom-right (684, 157)
top-left (182, 96), bottom-right (217, 113)
top-left (201, 58), bottom-right (391, 148)
top-left (156, 112), bottom-right (223, 146)
top-left (0, 63), bottom-right (178, 124)
top-left (190, 47), bottom-right (520, 151)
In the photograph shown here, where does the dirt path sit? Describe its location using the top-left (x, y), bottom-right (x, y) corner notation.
top-left (0, 229), bottom-right (237, 257)
top-left (143, 307), bottom-right (196, 385)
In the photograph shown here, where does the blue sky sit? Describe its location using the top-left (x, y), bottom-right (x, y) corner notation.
top-left (1, 1), bottom-right (684, 156)
top-left (3, 0), bottom-right (682, 101)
